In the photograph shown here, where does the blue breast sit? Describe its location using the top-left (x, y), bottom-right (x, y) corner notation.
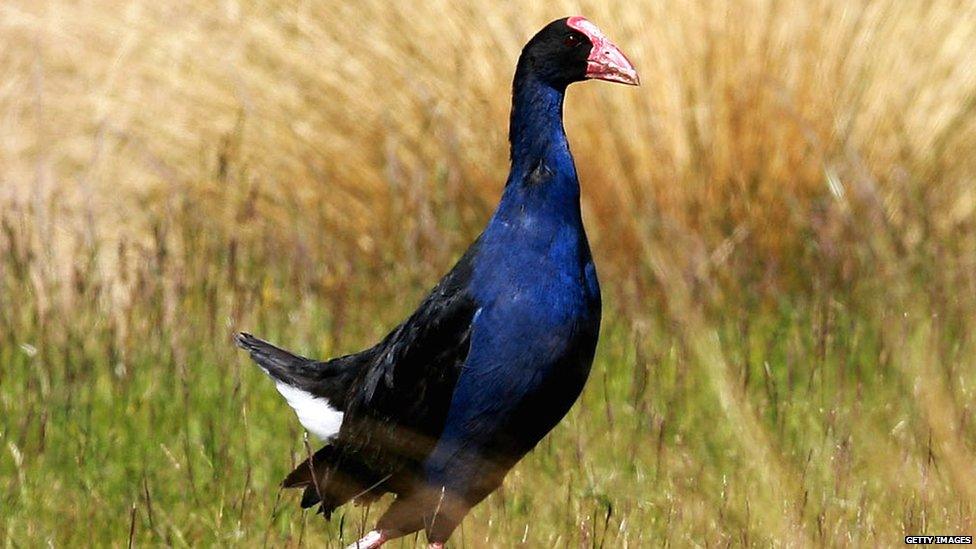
top-left (421, 71), bottom-right (602, 493)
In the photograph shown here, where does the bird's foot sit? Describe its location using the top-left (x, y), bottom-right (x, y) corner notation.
top-left (345, 530), bottom-right (387, 549)
top-left (428, 543), bottom-right (445, 549)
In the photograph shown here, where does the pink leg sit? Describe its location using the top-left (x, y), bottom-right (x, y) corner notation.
top-left (428, 544), bottom-right (445, 549)
top-left (345, 530), bottom-right (387, 549)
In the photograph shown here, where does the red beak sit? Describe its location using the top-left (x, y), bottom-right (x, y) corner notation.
top-left (567, 16), bottom-right (641, 86)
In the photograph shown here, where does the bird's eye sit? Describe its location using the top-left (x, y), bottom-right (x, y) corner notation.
top-left (564, 33), bottom-right (582, 48)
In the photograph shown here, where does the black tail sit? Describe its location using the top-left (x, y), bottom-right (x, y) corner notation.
top-left (234, 332), bottom-right (366, 407)
top-left (235, 332), bottom-right (387, 516)
top-left (235, 332), bottom-right (316, 384)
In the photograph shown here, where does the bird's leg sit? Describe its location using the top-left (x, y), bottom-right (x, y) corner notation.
top-left (428, 543), bottom-right (445, 549)
top-left (345, 530), bottom-right (387, 549)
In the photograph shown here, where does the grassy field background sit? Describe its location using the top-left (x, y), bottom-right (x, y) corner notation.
top-left (3, 0), bottom-right (976, 546)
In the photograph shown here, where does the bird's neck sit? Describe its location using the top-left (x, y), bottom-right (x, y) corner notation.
top-left (482, 71), bottom-right (586, 257)
top-left (497, 71), bottom-right (581, 228)
top-left (507, 72), bottom-right (572, 182)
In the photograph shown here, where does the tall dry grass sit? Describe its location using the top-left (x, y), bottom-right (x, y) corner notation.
top-left (3, 1), bottom-right (976, 292)
top-left (2, 0), bottom-right (976, 546)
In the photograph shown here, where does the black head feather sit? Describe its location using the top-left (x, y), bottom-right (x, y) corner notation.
top-left (515, 17), bottom-right (593, 89)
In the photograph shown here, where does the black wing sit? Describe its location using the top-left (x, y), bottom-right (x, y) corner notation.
top-left (335, 241), bottom-right (481, 490)
top-left (275, 241), bottom-right (481, 515)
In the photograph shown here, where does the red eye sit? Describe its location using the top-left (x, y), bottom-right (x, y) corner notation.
top-left (564, 33), bottom-right (582, 47)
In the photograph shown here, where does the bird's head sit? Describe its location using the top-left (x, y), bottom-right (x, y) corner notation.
top-left (517, 16), bottom-right (640, 89)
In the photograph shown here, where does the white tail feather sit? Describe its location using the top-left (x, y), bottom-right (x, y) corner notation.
top-left (271, 380), bottom-right (344, 440)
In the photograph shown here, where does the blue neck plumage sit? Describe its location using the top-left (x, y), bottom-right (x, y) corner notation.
top-left (497, 71), bottom-right (580, 221)
top-left (508, 72), bottom-right (569, 175)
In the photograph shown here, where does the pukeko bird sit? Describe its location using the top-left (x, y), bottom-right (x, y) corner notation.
top-left (236, 16), bottom-right (638, 548)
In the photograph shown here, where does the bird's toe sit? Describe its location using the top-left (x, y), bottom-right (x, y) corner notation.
top-left (345, 530), bottom-right (386, 549)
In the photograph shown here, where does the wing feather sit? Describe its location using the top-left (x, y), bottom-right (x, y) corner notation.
top-left (331, 241), bottom-right (482, 496)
